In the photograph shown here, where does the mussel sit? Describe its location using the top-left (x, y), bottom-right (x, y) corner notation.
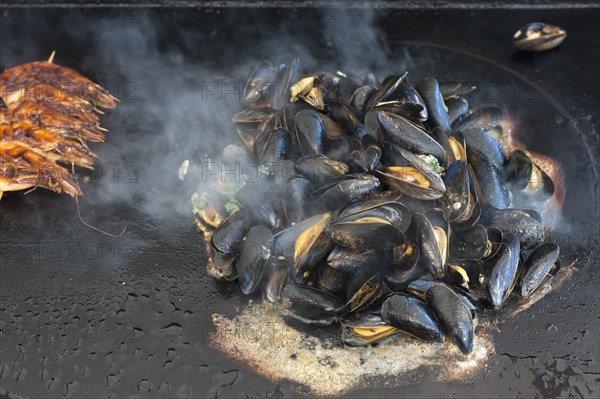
top-left (314, 174), bottom-right (380, 211)
top-left (237, 225), bottom-right (274, 294)
top-left (294, 109), bottom-right (326, 155)
top-left (410, 210), bottom-right (450, 277)
top-left (513, 22), bottom-right (567, 52)
top-left (281, 283), bottom-right (346, 325)
top-left (506, 150), bottom-right (555, 201)
top-left (426, 283), bottom-right (475, 354)
top-left (486, 234), bottom-right (521, 308)
top-left (378, 111), bottom-right (446, 162)
top-left (272, 213), bottom-right (332, 281)
top-left (418, 77), bottom-right (451, 132)
top-left (489, 208), bottom-right (545, 250)
top-left (211, 208), bottom-right (252, 254)
top-left (381, 295), bottom-right (445, 342)
top-left (378, 146), bottom-right (446, 200)
top-left (341, 310), bottom-right (399, 346)
top-left (195, 61), bottom-right (564, 358)
top-left (520, 243), bottom-right (560, 298)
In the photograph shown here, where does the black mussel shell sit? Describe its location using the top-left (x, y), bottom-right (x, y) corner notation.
top-left (426, 283), bottom-right (475, 354)
top-left (520, 242), bottom-right (560, 298)
top-left (238, 225), bottom-right (274, 294)
top-left (418, 77), bottom-right (451, 133)
top-left (381, 295), bottom-right (445, 342)
top-left (281, 283), bottom-right (346, 325)
top-left (489, 208), bottom-right (545, 250)
top-left (211, 208), bottom-right (252, 254)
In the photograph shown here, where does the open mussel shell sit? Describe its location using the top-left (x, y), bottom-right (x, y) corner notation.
top-left (485, 234), bottom-right (521, 308)
top-left (236, 126), bottom-right (258, 153)
top-left (484, 226), bottom-right (504, 258)
top-left (237, 226), bottom-right (274, 294)
top-left (336, 201), bottom-right (411, 233)
top-left (341, 327), bottom-right (400, 347)
top-left (295, 154), bottom-right (349, 187)
top-left (468, 149), bottom-right (510, 210)
top-left (410, 209), bottom-right (450, 277)
top-left (437, 160), bottom-right (470, 222)
top-left (520, 243), bottom-right (560, 298)
top-left (513, 22), bottom-right (567, 52)
top-left (314, 174), bottom-right (380, 211)
top-left (381, 74), bottom-right (428, 122)
top-left (418, 76), bottom-right (451, 132)
top-left (257, 113), bottom-right (283, 136)
top-left (341, 314), bottom-right (399, 347)
top-left (384, 242), bottom-right (426, 292)
top-left (290, 76), bottom-right (328, 111)
top-left (447, 260), bottom-right (485, 288)
top-left (191, 190), bottom-right (228, 230)
top-left (243, 60), bottom-right (277, 107)
top-left (345, 272), bottom-right (385, 313)
top-left (489, 208), bottom-right (545, 250)
top-left (426, 283), bottom-right (475, 354)
top-left (452, 168), bottom-right (482, 228)
top-left (211, 208), bottom-right (252, 255)
top-left (289, 75), bottom-right (315, 103)
top-left (447, 134), bottom-right (467, 163)
top-left (381, 294), bottom-right (445, 342)
top-left (205, 237), bottom-right (237, 281)
top-left (365, 73), bottom-right (407, 113)
top-left (452, 107), bottom-right (503, 132)
top-left (272, 213), bottom-right (332, 281)
top-left (339, 190), bottom-right (403, 217)
top-left (377, 111), bottom-right (446, 162)
top-left (506, 150), bottom-right (555, 201)
top-left (263, 263), bottom-right (288, 303)
top-left (326, 214), bottom-right (405, 251)
top-left (407, 277), bottom-right (438, 300)
top-left (281, 283), bottom-right (346, 325)
top-left (378, 146), bottom-right (446, 200)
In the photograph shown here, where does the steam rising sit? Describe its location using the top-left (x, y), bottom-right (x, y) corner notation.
top-left (1, 8), bottom-right (394, 219)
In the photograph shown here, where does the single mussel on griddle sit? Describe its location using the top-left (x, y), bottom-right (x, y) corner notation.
top-left (183, 60), bottom-right (563, 355)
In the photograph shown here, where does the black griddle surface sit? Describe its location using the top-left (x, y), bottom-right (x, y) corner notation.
top-left (1, 5), bottom-right (599, 399)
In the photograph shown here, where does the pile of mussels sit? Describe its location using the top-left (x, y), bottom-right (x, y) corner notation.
top-left (187, 60), bottom-right (561, 355)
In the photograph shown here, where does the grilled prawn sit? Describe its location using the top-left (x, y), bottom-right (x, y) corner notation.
top-left (0, 53), bottom-right (117, 199)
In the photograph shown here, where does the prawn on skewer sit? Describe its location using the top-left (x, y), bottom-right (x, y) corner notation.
top-left (0, 52), bottom-right (117, 200)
